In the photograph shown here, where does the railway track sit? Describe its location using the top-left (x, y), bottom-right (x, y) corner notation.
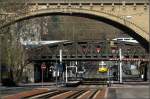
top-left (25, 89), bottom-right (69, 99)
top-left (81, 81), bottom-right (107, 85)
top-left (26, 88), bottom-right (105, 99)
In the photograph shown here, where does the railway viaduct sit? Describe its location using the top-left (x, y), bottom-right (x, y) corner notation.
top-left (0, 0), bottom-right (149, 50)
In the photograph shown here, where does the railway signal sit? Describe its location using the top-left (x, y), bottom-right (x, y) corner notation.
top-left (96, 47), bottom-right (101, 53)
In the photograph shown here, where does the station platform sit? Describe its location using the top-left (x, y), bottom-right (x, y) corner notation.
top-left (107, 84), bottom-right (150, 99)
top-left (65, 81), bottom-right (81, 87)
top-left (19, 82), bottom-right (56, 87)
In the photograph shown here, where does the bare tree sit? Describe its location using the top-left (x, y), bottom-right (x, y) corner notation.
top-left (1, 24), bottom-right (30, 83)
top-left (0, 1), bottom-right (30, 83)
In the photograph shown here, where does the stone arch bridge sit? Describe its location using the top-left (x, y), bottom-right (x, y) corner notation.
top-left (0, 0), bottom-right (149, 50)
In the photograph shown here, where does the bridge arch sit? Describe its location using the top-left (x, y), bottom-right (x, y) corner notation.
top-left (0, 8), bottom-right (149, 51)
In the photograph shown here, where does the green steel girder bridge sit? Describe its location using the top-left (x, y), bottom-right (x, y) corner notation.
top-left (28, 40), bottom-right (148, 62)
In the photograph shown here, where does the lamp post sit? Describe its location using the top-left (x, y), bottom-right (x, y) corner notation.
top-left (54, 48), bottom-right (63, 87)
top-left (119, 48), bottom-right (123, 83)
top-left (59, 49), bottom-right (63, 86)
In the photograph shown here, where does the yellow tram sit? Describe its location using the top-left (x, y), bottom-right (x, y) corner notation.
top-left (98, 61), bottom-right (108, 73)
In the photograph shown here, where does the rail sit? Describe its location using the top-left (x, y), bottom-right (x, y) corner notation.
top-left (26, 90), bottom-right (69, 99)
top-left (65, 90), bottom-right (87, 99)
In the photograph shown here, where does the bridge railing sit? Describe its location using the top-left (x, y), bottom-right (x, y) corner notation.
top-left (2, 0), bottom-right (148, 3)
